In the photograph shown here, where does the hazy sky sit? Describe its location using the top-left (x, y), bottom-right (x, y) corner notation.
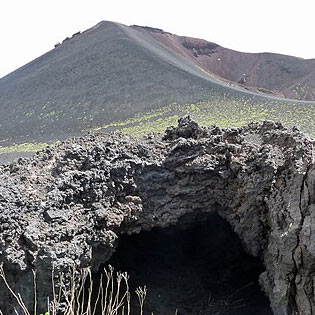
top-left (0, 0), bottom-right (314, 78)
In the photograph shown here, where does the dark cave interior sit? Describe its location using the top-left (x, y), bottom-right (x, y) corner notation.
top-left (102, 213), bottom-right (273, 315)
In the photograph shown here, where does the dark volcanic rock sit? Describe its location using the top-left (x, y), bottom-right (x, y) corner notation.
top-left (0, 117), bottom-right (315, 315)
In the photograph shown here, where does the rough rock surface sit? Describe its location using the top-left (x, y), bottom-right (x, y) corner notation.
top-left (0, 117), bottom-right (315, 315)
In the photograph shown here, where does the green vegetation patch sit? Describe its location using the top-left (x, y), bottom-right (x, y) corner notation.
top-left (92, 94), bottom-right (315, 138)
top-left (121, 115), bottom-right (180, 136)
top-left (0, 142), bottom-right (50, 154)
top-left (4, 93), bottom-right (315, 156)
top-left (92, 104), bottom-right (177, 131)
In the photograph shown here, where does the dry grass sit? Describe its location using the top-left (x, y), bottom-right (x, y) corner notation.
top-left (0, 264), bottom-right (147, 315)
top-left (0, 263), bottom-right (254, 315)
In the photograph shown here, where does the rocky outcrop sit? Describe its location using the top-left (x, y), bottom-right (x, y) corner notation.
top-left (182, 39), bottom-right (219, 57)
top-left (0, 117), bottom-right (315, 314)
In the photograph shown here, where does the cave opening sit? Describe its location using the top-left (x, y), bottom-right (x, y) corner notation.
top-left (101, 213), bottom-right (273, 315)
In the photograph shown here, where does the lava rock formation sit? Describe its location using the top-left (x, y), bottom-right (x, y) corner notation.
top-left (0, 117), bottom-right (315, 315)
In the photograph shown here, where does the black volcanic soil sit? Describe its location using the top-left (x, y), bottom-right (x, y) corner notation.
top-left (0, 21), bottom-right (244, 145)
top-left (0, 21), bottom-right (312, 148)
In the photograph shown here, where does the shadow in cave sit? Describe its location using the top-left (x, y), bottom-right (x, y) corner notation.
top-left (103, 213), bottom-right (273, 315)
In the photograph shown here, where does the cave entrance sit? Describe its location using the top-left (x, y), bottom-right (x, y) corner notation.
top-left (106, 213), bottom-right (273, 315)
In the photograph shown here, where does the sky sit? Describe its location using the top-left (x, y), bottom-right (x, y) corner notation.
top-left (0, 0), bottom-right (314, 78)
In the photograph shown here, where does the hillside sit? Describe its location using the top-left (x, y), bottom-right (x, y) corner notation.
top-left (134, 25), bottom-right (315, 101)
top-left (1, 21), bottom-right (315, 164)
top-left (0, 21), bottom-right (255, 144)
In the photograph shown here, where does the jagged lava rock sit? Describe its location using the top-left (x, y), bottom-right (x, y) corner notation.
top-left (0, 117), bottom-right (315, 315)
